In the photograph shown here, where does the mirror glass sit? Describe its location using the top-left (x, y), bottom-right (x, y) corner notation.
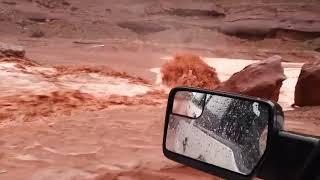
top-left (166, 91), bottom-right (269, 175)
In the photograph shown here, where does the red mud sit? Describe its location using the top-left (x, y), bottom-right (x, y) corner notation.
top-left (0, 56), bottom-right (40, 66)
top-left (0, 56), bottom-right (151, 85)
top-left (53, 65), bottom-right (151, 85)
top-left (0, 57), bottom-right (167, 122)
top-left (0, 89), bottom-right (167, 122)
top-left (95, 166), bottom-right (216, 180)
top-left (161, 54), bottom-right (220, 89)
top-left (0, 1), bottom-right (319, 179)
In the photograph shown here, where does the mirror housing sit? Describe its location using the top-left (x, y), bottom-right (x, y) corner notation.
top-left (163, 87), bottom-right (284, 180)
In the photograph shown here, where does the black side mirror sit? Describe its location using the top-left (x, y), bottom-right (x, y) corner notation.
top-left (163, 87), bottom-right (284, 180)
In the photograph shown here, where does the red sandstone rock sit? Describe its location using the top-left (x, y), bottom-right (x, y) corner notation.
top-left (294, 61), bottom-right (320, 106)
top-left (218, 55), bottom-right (286, 102)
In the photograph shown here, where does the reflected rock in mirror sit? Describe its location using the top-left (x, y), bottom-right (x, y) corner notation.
top-left (166, 91), bottom-right (270, 175)
top-left (172, 91), bottom-right (206, 118)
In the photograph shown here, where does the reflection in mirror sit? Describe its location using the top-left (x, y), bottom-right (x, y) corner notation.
top-left (166, 92), bottom-right (269, 175)
top-left (172, 91), bottom-right (206, 118)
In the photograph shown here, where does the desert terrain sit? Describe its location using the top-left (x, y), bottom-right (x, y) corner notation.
top-left (0, 0), bottom-right (319, 179)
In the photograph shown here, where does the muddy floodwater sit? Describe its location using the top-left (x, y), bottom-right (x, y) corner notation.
top-left (0, 0), bottom-right (319, 179)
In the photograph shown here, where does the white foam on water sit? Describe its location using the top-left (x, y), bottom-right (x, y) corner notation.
top-left (58, 73), bottom-right (151, 97)
top-left (204, 58), bottom-right (258, 81)
top-left (0, 62), bottom-right (151, 97)
top-left (25, 66), bottom-right (57, 75)
top-left (150, 68), bottom-right (162, 85)
top-left (278, 67), bottom-right (302, 110)
top-left (154, 57), bottom-right (303, 110)
top-left (0, 62), bottom-right (58, 95)
top-left (150, 67), bottom-right (171, 93)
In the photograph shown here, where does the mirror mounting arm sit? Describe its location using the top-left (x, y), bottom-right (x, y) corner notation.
top-left (257, 131), bottom-right (320, 180)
